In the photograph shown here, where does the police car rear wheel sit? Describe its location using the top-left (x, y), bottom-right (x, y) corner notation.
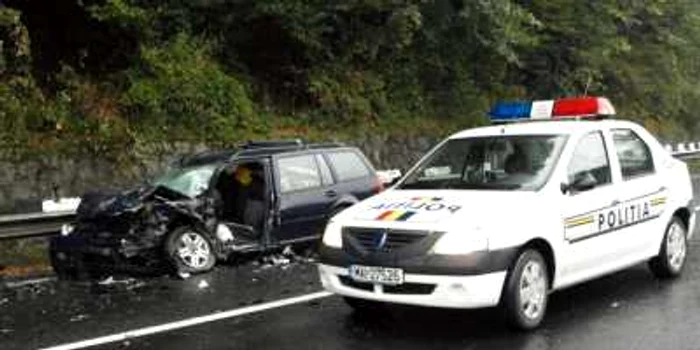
top-left (649, 216), bottom-right (687, 279)
top-left (503, 249), bottom-right (549, 330)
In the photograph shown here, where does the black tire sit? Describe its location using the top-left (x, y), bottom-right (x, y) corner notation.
top-left (343, 297), bottom-right (385, 314)
top-left (49, 237), bottom-right (85, 280)
top-left (649, 216), bottom-right (688, 279)
top-left (502, 249), bottom-right (549, 331)
top-left (165, 227), bottom-right (217, 275)
top-left (49, 248), bottom-right (80, 280)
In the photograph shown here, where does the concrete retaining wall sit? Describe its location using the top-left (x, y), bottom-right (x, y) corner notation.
top-left (0, 136), bottom-right (440, 213)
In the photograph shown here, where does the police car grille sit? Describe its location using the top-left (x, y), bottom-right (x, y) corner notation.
top-left (345, 228), bottom-right (428, 253)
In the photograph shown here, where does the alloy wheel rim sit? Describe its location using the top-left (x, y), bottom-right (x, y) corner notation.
top-left (519, 260), bottom-right (547, 320)
top-left (666, 223), bottom-right (686, 271)
top-left (177, 232), bottom-right (211, 269)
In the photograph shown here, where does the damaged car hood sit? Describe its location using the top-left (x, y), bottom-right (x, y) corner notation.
top-left (77, 186), bottom-right (191, 220)
top-left (75, 185), bottom-right (217, 241)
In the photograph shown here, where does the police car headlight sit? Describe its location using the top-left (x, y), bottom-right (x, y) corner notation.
top-left (429, 233), bottom-right (489, 255)
top-left (322, 220), bottom-right (343, 248)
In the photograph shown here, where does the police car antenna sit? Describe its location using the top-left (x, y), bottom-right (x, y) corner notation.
top-left (583, 76), bottom-right (592, 97)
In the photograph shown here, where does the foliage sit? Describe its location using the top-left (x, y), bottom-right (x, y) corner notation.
top-left (1, 0), bottom-right (700, 157)
top-left (123, 34), bottom-right (256, 143)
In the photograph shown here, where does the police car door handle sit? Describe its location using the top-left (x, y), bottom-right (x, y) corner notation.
top-left (659, 186), bottom-right (667, 192)
top-left (611, 199), bottom-right (621, 206)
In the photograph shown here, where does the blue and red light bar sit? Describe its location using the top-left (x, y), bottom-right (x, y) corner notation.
top-left (489, 97), bottom-right (616, 122)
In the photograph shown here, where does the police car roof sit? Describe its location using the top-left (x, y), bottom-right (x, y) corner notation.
top-left (449, 119), bottom-right (643, 140)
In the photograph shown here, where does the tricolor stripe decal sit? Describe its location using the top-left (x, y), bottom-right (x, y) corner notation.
top-left (376, 211), bottom-right (416, 222)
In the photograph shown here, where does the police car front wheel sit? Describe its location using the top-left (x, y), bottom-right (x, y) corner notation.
top-left (502, 249), bottom-right (549, 331)
top-left (649, 216), bottom-right (687, 279)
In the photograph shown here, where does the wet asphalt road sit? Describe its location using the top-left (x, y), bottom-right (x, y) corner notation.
top-left (0, 178), bottom-right (699, 350)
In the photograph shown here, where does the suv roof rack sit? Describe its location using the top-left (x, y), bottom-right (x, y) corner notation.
top-left (306, 142), bottom-right (345, 149)
top-left (240, 139), bottom-right (345, 151)
top-left (242, 139), bottom-right (304, 149)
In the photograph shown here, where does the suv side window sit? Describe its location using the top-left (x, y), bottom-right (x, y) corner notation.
top-left (326, 151), bottom-right (371, 182)
top-left (278, 155), bottom-right (322, 193)
top-left (612, 129), bottom-right (655, 179)
top-left (567, 131), bottom-right (612, 188)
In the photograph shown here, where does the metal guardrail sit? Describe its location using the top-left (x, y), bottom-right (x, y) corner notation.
top-left (0, 210), bottom-right (75, 240)
top-left (665, 142), bottom-right (700, 159)
top-left (0, 143), bottom-right (698, 241)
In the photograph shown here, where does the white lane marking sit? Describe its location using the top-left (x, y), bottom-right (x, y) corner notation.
top-left (4, 277), bottom-right (56, 288)
top-left (40, 291), bottom-right (333, 350)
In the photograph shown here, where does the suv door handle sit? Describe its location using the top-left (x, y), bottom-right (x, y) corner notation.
top-left (324, 190), bottom-right (338, 198)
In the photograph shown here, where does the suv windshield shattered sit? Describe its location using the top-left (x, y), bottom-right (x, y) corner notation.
top-left (399, 135), bottom-right (568, 191)
top-left (153, 164), bottom-right (218, 197)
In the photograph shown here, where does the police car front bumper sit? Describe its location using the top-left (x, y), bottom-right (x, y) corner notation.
top-left (318, 263), bottom-right (506, 308)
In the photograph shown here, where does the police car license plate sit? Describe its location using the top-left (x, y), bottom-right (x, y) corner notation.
top-left (349, 265), bottom-right (404, 285)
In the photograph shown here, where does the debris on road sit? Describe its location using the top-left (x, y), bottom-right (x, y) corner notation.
top-left (0, 298), bottom-right (8, 306)
top-left (198, 280), bottom-right (209, 289)
top-left (125, 281), bottom-right (147, 291)
top-left (69, 314), bottom-right (90, 322)
top-left (177, 272), bottom-right (191, 280)
top-left (98, 276), bottom-right (139, 286)
top-left (611, 301), bottom-right (621, 308)
top-left (253, 246), bottom-right (318, 273)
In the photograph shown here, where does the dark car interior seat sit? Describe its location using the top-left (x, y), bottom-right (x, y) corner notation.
top-left (241, 167), bottom-right (266, 232)
top-left (213, 163), bottom-right (267, 239)
top-left (504, 145), bottom-right (530, 174)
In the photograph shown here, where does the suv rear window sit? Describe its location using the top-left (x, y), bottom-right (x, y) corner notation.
top-left (326, 151), bottom-right (371, 182)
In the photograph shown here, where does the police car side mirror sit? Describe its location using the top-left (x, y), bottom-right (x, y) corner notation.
top-left (562, 173), bottom-right (598, 194)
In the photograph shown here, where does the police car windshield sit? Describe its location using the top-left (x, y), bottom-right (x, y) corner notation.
top-left (399, 135), bottom-right (568, 191)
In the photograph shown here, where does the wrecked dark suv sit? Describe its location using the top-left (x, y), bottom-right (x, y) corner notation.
top-left (50, 140), bottom-right (383, 277)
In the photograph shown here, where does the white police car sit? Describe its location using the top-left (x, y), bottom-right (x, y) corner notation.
top-left (318, 97), bottom-right (696, 330)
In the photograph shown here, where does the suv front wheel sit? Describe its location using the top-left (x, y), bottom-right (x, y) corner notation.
top-left (165, 227), bottom-right (216, 274)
